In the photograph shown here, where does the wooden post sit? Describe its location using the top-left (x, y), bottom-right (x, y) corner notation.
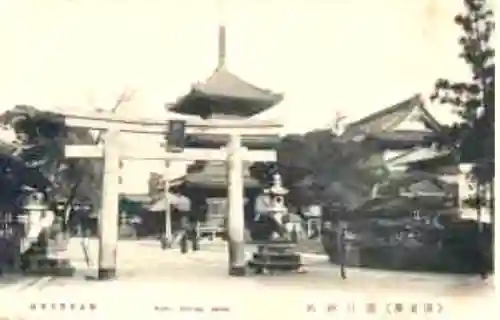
top-left (161, 160), bottom-right (172, 249)
top-left (227, 134), bottom-right (246, 276)
top-left (97, 128), bottom-right (120, 280)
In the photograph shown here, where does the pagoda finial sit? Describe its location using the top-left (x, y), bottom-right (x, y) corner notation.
top-left (216, 0), bottom-right (227, 70)
top-left (217, 24), bottom-right (226, 70)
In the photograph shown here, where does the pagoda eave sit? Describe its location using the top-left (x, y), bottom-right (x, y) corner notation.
top-left (170, 91), bottom-right (280, 118)
top-left (173, 161), bottom-right (264, 197)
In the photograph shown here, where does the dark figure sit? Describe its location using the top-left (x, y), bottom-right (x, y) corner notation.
top-left (476, 227), bottom-right (492, 279)
top-left (338, 223), bottom-right (347, 280)
top-left (244, 195), bottom-right (257, 240)
top-left (179, 206), bottom-right (202, 253)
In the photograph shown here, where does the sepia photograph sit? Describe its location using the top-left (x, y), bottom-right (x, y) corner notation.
top-left (0, 0), bottom-right (495, 318)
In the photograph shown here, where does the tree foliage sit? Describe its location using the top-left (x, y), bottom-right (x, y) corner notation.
top-left (250, 129), bottom-right (387, 207)
top-left (430, 0), bottom-right (495, 184)
top-left (0, 105), bottom-right (103, 210)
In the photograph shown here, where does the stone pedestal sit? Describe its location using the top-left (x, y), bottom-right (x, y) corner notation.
top-left (248, 240), bottom-right (302, 273)
top-left (247, 174), bottom-right (304, 274)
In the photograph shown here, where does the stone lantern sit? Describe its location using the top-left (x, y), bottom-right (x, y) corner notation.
top-left (264, 173), bottom-right (289, 233)
top-left (19, 192), bottom-right (55, 257)
top-left (248, 173), bottom-right (305, 274)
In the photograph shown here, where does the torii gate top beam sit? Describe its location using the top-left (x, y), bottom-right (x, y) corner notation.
top-left (62, 110), bottom-right (283, 136)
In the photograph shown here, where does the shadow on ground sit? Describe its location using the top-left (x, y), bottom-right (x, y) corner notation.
top-left (1, 258), bottom-right (76, 277)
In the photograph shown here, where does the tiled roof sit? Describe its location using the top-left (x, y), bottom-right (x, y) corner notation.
top-left (191, 67), bottom-right (283, 102)
top-left (368, 130), bottom-right (437, 144)
top-left (170, 67), bottom-right (283, 116)
top-left (182, 161), bottom-right (261, 189)
top-left (386, 148), bottom-right (452, 168)
top-left (406, 152), bottom-right (460, 175)
top-left (342, 94), bottom-right (442, 141)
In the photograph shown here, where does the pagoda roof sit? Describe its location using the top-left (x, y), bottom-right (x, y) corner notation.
top-left (170, 67), bottom-right (283, 117)
top-left (342, 94), bottom-right (443, 142)
top-left (179, 161), bottom-right (262, 189)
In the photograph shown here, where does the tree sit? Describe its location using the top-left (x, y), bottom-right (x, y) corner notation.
top-left (0, 105), bottom-right (102, 208)
top-left (430, 0), bottom-right (495, 217)
top-left (250, 129), bottom-right (387, 207)
top-left (0, 89), bottom-right (135, 216)
top-left (431, 0), bottom-right (494, 183)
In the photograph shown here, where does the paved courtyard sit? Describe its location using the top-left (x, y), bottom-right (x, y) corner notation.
top-left (0, 238), bottom-right (494, 319)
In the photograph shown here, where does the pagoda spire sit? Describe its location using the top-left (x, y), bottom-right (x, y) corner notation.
top-left (216, 0), bottom-right (227, 70)
top-left (217, 24), bottom-right (226, 70)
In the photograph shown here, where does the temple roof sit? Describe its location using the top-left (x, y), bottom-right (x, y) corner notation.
top-left (170, 67), bottom-right (283, 117)
top-left (342, 94), bottom-right (442, 142)
top-left (385, 148), bottom-right (452, 169)
top-left (405, 152), bottom-right (459, 175)
top-left (179, 161), bottom-right (261, 189)
top-left (366, 130), bottom-right (437, 149)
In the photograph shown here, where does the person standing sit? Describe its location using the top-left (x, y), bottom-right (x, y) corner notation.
top-left (337, 221), bottom-right (347, 280)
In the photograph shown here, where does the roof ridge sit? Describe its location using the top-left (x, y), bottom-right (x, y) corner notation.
top-left (346, 94), bottom-right (421, 130)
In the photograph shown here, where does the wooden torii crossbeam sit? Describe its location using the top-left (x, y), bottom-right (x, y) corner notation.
top-left (62, 110), bottom-right (282, 279)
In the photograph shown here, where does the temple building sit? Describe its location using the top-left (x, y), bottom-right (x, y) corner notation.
top-left (340, 94), bottom-right (452, 176)
top-left (168, 25), bottom-right (283, 227)
top-left (341, 95), bottom-right (491, 221)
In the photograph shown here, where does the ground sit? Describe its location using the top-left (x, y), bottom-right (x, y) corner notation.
top-left (0, 238), bottom-right (494, 319)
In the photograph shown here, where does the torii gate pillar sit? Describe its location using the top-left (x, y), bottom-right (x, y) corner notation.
top-left (97, 128), bottom-right (121, 280)
top-left (227, 134), bottom-right (246, 275)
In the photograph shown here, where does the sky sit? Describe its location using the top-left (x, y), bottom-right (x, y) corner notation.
top-left (0, 0), bottom-right (473, 194)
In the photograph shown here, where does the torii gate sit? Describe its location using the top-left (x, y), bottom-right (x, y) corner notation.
top-left (63, 110), bottom-right (282, 279)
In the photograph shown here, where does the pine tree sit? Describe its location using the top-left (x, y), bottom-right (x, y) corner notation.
top-left (430, 0), bottom-right (495, 217)
top-left (431, 0), bottom-right (494, 182)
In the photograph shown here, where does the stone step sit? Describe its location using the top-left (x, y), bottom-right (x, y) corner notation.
top-left (248, 256), bottom-right (303, 270)
top-left (253, 252), bottom-right (301, 261)
top-left (254, 242), bottom-right (296, 248)
top-left (250, 251), bottom-right (302, 271)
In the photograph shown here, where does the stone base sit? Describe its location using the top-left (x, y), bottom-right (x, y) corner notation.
top-left (228, 266), bottom-right (246, 277)
top-left (97, 268), bottom-right (116, 280)
top-left (160, 237), bottom-right (171, 250)
top-left (248, 242), bottom-right (303, 273)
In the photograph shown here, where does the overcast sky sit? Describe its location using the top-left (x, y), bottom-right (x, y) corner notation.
top-left (0, 0), bottom-right (473, 193)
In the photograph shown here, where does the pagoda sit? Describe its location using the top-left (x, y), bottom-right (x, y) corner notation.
top-left (170, 24), bottom-right (283, 226)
